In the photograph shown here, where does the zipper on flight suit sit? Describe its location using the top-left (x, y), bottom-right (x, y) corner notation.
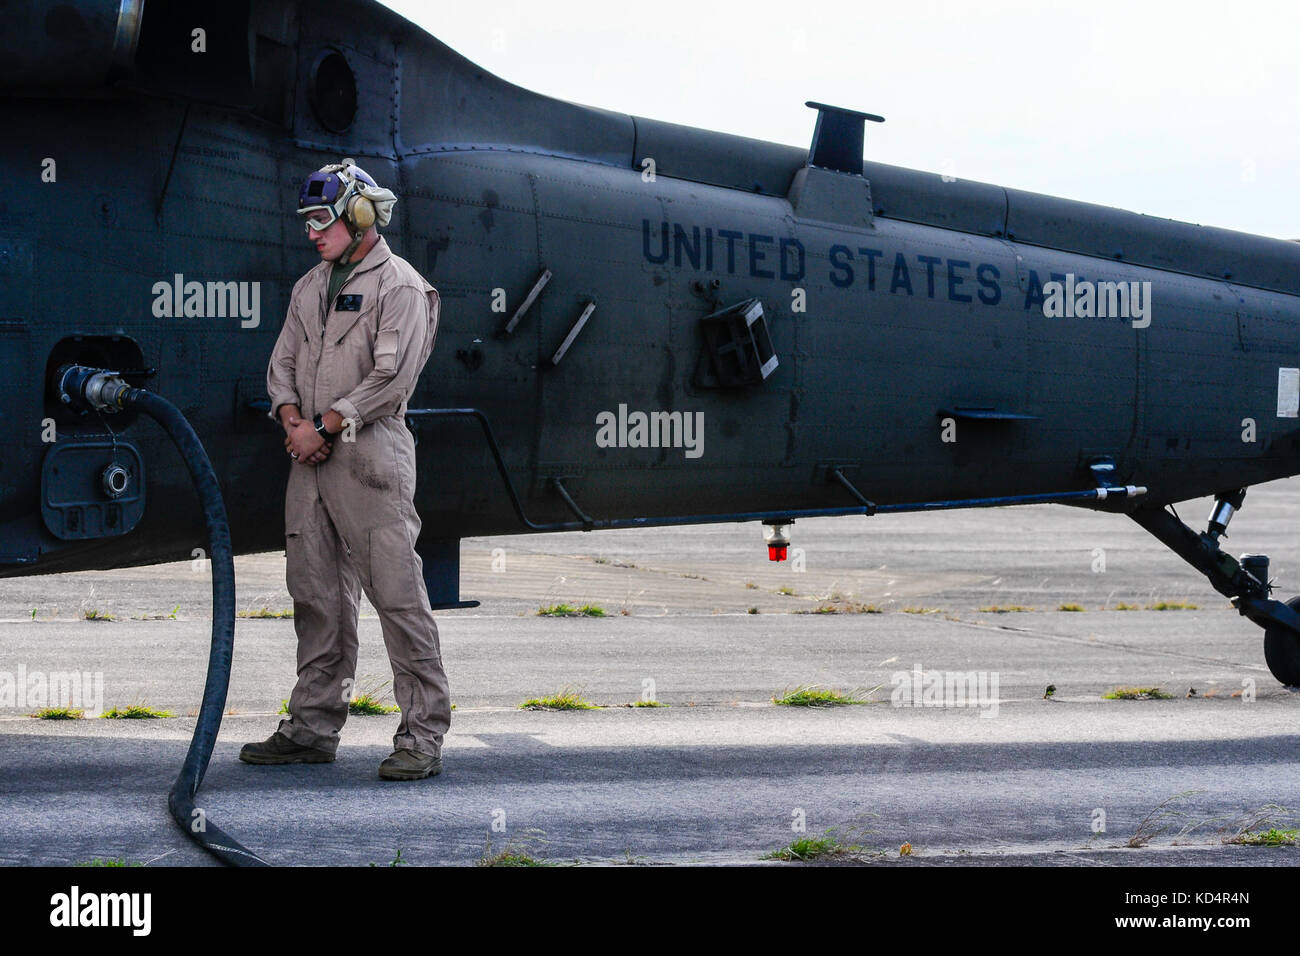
top-left (309, 263), bottom-right (366, 480)
top-left (310, 259), bottom-right (370, 469)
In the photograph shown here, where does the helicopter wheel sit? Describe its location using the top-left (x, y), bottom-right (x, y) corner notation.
top-left (1263, 596), bottom-right (1300, 686)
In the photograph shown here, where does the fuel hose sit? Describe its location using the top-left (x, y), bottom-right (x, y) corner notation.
top-left (56, 366), bottom-right (267, 866)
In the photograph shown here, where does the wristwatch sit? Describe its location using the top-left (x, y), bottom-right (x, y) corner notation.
top-left (313, 414), bottom-right (335, 439)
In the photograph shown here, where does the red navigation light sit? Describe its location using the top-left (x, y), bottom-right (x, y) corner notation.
top-left (762, 521), bottom-right (792, 562)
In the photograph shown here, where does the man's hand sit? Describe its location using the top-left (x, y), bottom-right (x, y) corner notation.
top-left (283, 432), bottom-right (331, 465)
top-left (285, 416), bottom-right (331, 465)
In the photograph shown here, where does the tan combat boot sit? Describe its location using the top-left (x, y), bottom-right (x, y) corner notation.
top-left (239, 731), bottom-right (335, 765)
top-left (378, 748), bottom-right (442, 780)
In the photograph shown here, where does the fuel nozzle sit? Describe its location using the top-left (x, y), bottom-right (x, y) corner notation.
top-left (762, 519), bottom-right (793, 562)
top-left (55, 364), bottom-right (134, 414)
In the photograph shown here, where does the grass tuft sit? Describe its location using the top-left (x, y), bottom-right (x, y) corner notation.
top-left (1215, 803), bottom-right (1297, 845)
top-left (1147, 601), bottom-right (1199, 611)
top-left (764, 824), bottom-right (875, 862)
top-left (537, 603), bottom-right (606, 617)
top-left (31, 707), bottom-right (83, 720)
top-left (102, 704), bottom-right (173, 719)
top-left (1104, 686), bottom-right (1173, 700)
top-left (74, 858), bottom-right (145, 867)
top-left (773, 683), bottom-right (872, 707)
top-left (901, 606), bottom-right (943, 615)
top-left (1230, 828), bottom-right (1298, 846)
top-left (804, 601), bottom-right (884, 615)
top-left (349, 692), bottom-right (399, 716)
top-left (348, 678), bottom-right (400, 715)
top-left (1126, 790), bottom-right (1204, 848)
top-left (765, 835), bottom-right (853, 861)
top-left (479, 829), bottom-right (550, 867)
top-left (521, 688), bottom-right (600, 710)
top-left (1112, 602), bottom-right (1141, 610)
top-left (238, 606), bottom-right (293, 619)
top-left (82, 609), bottom-right (116, 622)
top-left (978, 604), bottom-right (1034, 613)
top-left (479, 850), bottom-right (548, 867)
top-left (1057, 603), bottom-right (1086, 612)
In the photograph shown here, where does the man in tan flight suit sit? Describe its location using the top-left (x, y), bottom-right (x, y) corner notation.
top-left (241, 159), bottom-right (451, 780)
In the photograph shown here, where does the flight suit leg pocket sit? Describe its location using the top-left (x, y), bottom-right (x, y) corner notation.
top-left (367, 520), bottom-right (423, 612)
top-left (284, 531), bottom-right (318, 604)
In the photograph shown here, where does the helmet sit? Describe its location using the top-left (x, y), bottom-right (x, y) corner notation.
top-left (297, 158), bottom-right (397, 263)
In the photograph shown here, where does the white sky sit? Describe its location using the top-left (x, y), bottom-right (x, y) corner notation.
top-left (380, 0), bottom-right (1300, 240)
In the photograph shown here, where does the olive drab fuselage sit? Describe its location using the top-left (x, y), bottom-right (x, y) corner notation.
top-left (2, 0), bottom-right (1299, 584)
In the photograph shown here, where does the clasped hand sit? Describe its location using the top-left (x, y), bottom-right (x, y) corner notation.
top-left (284, 415), bottom-right (332, 465)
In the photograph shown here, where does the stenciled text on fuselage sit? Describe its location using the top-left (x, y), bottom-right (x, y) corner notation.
top-left (642, 219), bottom-right (1142, 316)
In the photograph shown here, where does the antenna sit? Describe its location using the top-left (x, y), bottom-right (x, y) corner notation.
top-left (804, 101), bottom-right (884, 175)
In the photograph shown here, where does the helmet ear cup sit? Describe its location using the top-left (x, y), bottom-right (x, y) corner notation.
top-left (348, 194), bottom-right (376, 229)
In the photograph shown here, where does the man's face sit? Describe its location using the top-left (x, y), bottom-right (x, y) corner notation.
top-left (303, 210), bottom-right (352, 261)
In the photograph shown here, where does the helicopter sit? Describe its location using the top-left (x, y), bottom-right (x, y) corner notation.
top-left (3, 0), bottom-right (1300, 692)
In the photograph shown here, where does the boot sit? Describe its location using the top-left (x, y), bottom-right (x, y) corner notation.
top-left (239, 730), bottom-right (335, 765)
top-left (378, 748), bottom-right (441, 780)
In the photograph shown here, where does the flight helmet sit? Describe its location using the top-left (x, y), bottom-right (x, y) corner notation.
top-left (297, 158), bottom-right (397, 264)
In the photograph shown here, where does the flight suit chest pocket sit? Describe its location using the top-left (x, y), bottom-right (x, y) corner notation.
top-left (331, 302), bottom-right (379, 372)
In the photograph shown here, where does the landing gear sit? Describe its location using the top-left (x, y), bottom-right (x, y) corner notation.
top-left (1264, 596), bottom-right (1300, 687)
top-left (1131, 488), bottom-right (1300, 687)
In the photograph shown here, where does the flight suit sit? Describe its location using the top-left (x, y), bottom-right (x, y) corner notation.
top-left (265, 235), bottom-right (450, 757)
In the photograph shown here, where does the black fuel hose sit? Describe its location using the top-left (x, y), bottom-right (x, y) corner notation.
top-left (118, 386), bottom-right (267, 866)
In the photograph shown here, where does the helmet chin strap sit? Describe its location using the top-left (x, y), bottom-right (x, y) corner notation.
top-left (337, 223), bottom-right (365, 266)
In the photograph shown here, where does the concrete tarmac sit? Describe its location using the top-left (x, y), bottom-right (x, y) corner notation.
top-left (2, 481), bottom-right (1299, 866)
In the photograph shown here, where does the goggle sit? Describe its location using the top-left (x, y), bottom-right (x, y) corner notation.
top-left (300, 207), bottom-right (340, 233)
